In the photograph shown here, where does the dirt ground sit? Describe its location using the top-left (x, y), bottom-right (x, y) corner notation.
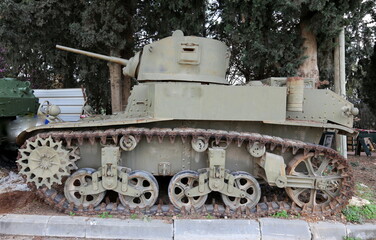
top-left (348, 154), bottom-right (376, 202)
top-left (0, 154), bottom-right (374, 218)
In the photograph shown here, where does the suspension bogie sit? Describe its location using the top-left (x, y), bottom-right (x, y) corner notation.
top-left (16, 127), bottom-right (354, 216)
top-left (76, 133), bottom-right (258, 178)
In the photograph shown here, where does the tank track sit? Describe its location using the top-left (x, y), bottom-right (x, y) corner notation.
top-left (19, 127), bottom-right (354, 218)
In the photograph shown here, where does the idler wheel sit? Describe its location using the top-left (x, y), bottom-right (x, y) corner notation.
top-left (64, 168), bottom-right (105, 208)
top-left (119, 170), bottom-right (159, 209)
top-left (285, 153), bottom-right (349, 211)
top-left (168, 170), bottom-right (208, 210)
top-left (221, 171), bottom-right (261, 210)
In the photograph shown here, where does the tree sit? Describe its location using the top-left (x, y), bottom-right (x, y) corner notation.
top-left (346, 1), bottom-right (376, 99)
top-left (215, 0), bottom-right (364, 85)
top-left (136, 0), bottom-right (207, 43)
top-left (0, 0), bottom-right (83, 88)
top-left (362, 42), bottom-right (376, 115)
top-left (0, 48), bottom-right (11, 78)
top-left (215, 1), bottom-right (304, 83)
top-left (68, 0), bottom-right (137, 113)
top-left (298, 0), bottom-right (362, 84)
top-left (345, 0), bottom-right (376, 128)
top-left (0, 0), bottom-right (137, 113)
top-left (0, 0), bottom-right (375, 119)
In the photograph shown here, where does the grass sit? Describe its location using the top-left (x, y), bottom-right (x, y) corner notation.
top-left (342, 204), bottom-right (376, 223)
top-left (130, 213), bottom-right (138, 220)
top-left (343, 237), bottom-right (362, 240)
top-left (271, 210), bottom-right (289, 218)
top-left (363, 204), bottom-right (376, 219)
top-left (355, 183), bottom-right (375, 203)
top-left (98, 212), bottom-right (113, 219)
top-left (344, 182), bottom-right (376, 222)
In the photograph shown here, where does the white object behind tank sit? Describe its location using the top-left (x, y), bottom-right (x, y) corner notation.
top-left (34, 88), bottom-right (85, 122)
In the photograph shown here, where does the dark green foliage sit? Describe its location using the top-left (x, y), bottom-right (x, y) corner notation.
top-left (345, 0), bottom-right (375, 95)
top-left (75, 57), bottom-right (112, 114)
top-left (215, 0), bottom-right (304, 82)
top-left (0, 0), bottom-right (82, 88)
top-left (345, 0), bottom-right (376, 128)
top-left (0, 0), bottom-right (138, 113)
top-left (69, 0), bottom-right (136, 54)
top-left (215, 0), bottom-right (363, 83)
top-left (0, 0), bottom-right (374, 115)
top-left (0, 48), bottom-right (12, 78)
top-left (0, 0), bottom-right (206, 113)
top-left (67, 0), bottom-right (137, 113)
top-left (135, 0), bottom-right (207, 45)
top-left (362, 43), bottom-right (376, 116)
top-left (313, 0), bottom-right (362, 83)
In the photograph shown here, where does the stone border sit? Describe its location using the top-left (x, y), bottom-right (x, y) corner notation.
top-left (0, 215), bottom-right (375, 239)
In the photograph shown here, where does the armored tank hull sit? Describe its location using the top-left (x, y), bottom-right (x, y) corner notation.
top-left (16, 31), bottom-right (357, 217)
top-left (0, 78), bottom-right (39, 168)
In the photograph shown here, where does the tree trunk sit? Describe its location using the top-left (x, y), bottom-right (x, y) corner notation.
top-left (297, 21), bottom-right (319, 86)
top-left (121, 0), bottom-right (136, 110)
top-left (122, 75), bottom-right (131, 110)
top-left (108, 0), bottom-right (136, 113)
top-left (108, 49), bottom-right (123, 113)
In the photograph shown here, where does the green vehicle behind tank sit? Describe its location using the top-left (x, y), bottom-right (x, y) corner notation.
top-left (16, 30), bottom-right (358, 216)
top-left (0, 78), bottom-right (39, 167)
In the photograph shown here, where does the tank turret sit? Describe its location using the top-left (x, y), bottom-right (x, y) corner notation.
top-left (57, 30), bottom-right (230, 84)
top-left (0, 78), bottom-right (39, 118)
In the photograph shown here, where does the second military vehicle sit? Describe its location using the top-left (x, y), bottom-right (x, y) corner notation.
top-left (0, 78), bottom-right (39, 168)
top-left (16, 30), bottom-right (357, 216)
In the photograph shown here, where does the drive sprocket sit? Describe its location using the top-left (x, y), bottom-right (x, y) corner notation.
top-left (17, 135), bottom-right (78, 189)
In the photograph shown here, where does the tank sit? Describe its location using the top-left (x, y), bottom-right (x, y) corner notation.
top-left (16, 30), bottom-right (358, 217)
top-left (0, 78), bottom-right (39, 167)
